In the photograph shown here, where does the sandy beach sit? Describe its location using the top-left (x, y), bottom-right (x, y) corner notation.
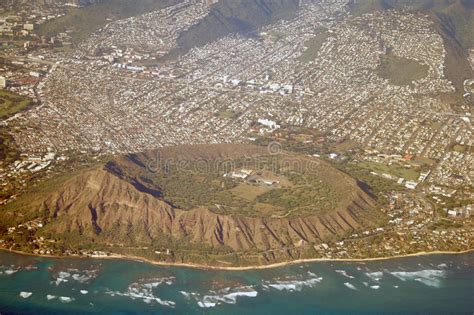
top-left (1, 247), bottom-right (473, 271)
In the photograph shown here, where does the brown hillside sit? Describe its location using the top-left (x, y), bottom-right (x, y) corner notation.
top-left (12, 144), bottom-right (385, 266)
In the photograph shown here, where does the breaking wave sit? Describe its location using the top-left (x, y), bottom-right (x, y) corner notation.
top-left (106, 277), bottom-right (176, 307)
top-left (335, 270), bottom-right (355, 279)
top-left (51, 268), bottom-right (99, 286)
top-left (365, 271), bottom-right (383, 282)
top-left (262, 272), bottom-right (323, 292)
top-left (0, 264), bottom-right (37, 276)
top-left (389, 270), bottom-right (446, 288)
top-left (181, 286), bottom-right (258, 308)
top-left (344, 282), bottom-right (357, 290)
top-left (59, 296), bottom-right (74, 303)
top-left (19, 292), bottom-right (32, 299)
top-left (0, 265), bottom-right (20, 275)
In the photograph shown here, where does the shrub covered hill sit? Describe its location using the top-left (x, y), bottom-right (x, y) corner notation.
top-left (0, 144), bottom-right (386, 267)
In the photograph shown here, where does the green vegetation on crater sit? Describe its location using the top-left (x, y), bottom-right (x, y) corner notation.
top-left (152, 165), bottom-right (345, 218)
top-left (256, 172), bottom-right (341, 216)
top-left (377, 53), bottom-right (429, 86)
top-left (105, 145), bottom-right (374, 219)
top-left (142, 156), bottom-right (348, 218)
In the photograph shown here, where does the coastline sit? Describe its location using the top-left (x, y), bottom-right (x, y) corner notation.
top-left (1, 248), bottom-right (473, 271)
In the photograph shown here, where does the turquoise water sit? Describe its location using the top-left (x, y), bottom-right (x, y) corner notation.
top-left (0, 251), bottom-right (472, 314)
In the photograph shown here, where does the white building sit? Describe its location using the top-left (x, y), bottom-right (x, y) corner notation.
top-left (260, 179), bottom-right (279, 186)
top-left (405, 181), bottom-right (418, 190)
top-left (23, 23), bottom-right (34, 31)
top-left (258, 118), bottom-right (280, 130)
top-left (0, 76), bottom-right (6, 88)
top-left (29, 71), bottom-right (42, 78)
top-left (230, 172), bottom-right (248, 179)
top-left (240, 169), bottom-right (253, 175)
top-left (418, 170), bottom-right (431, 182)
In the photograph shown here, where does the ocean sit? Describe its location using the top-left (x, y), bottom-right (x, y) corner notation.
top-left (0, 251), bottom-right (472, 314)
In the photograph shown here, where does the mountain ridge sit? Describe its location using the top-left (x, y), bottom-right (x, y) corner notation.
top-left (165, 0), bottom-right (302, 59)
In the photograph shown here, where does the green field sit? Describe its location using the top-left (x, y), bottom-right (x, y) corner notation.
top-left (38, 0), bottom-right (180, 45)
top-left (357, 160), bottom-right (419, 181)
top-left (218, 109), bottom-right (240, 120)
top-left (231, 183), bottom-right (270, 201)
top-left (377, 53), bottom-right (429, 86)
top-left (452, 144), bottom-right (473, 154)
top-left (0, 90), bottom-right (32, 119)
top-left (298, 30), bottom-right (329, 64)
top-left (0, 10), bottom-right (14, 17)
top-left (347, 0), bottom-right (392, 16)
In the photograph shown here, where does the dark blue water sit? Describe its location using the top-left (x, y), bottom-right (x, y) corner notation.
top-left (0, 251), bottom-right (472, 314)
